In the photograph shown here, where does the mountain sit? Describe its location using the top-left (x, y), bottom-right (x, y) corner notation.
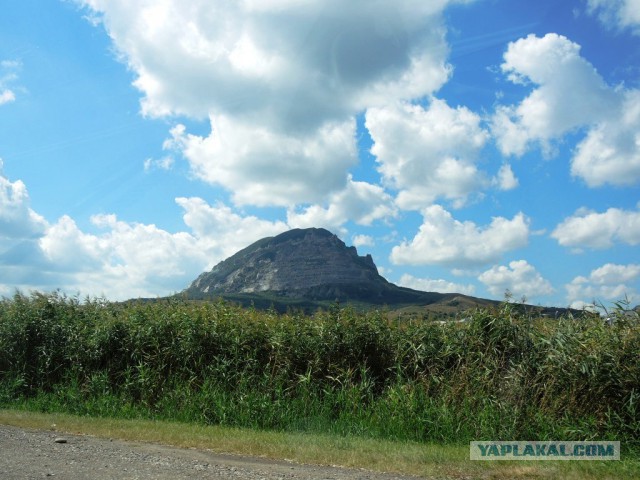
top-left (183, 227), bottom-right (496, 313)
top-left (182, 227), bottom-right (579, 317)
top-left (187, 228), bottom-right (384, 299)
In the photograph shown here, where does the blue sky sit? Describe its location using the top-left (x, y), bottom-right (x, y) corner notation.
top-left (1, 0), bottom-right (639, 308)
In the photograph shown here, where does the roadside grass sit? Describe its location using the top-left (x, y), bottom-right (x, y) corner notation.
top-left (2, 409), bottom-right (638, 480)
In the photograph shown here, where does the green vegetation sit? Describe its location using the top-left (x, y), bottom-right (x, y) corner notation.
top-left (0, 291), bottom-right (638, 453)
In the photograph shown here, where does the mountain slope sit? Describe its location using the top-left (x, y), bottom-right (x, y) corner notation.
top-left (181, 227), bottom-right (585, 317)
top-left (186, 228), bottom-right (385, 299)
top-left (183, 228), bottom-right (496, 312)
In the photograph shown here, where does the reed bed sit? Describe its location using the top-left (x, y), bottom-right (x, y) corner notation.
top-left (0, 291), bottom-right (638, 446)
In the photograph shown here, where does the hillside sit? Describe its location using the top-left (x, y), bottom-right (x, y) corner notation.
top-left (182, 228), bottom-right (541, 315)
top-left (181, 228), bottom-right (587, 317)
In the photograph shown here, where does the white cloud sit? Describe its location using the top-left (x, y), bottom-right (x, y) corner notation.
top-left (352, 234), bottom-right (374, 248)
top-left (568, 300), bottom-right (599, 312)
top-left (32, 213), bottom-right (208, 299)
top-left (0, 160), bottom-right (48, 240)
top-left (390, 205), bottom-right (529, 267)
top-left (286, 177), bottom-right (397, 232)
top-left (491, 33), bottom-right (640, 187)
top-left (75, 0), bottom-right (456, 126)
top-left (0, 164), bottom-right (205, 298)
top-left (92, 214), bottom-right (207, 290)
top-left (39, 215), bottom-right (106, 272)
top-left (1, 159), bottom-right (293, 299)
top-left (479, 260), bottom-right (554, 299)
top-left (492, 33), bottom-right (618, 156)
top-left (494, 163), bottom-right (519, 190)
top-left (36, 197), bottom-right (289, 300)
top-left (589, 263), bottom-right (640, 284)
top-left (143, 156), bottom-right (174, 172)
top-left (173, 115), bottom-right (358, 207)
top-left (566, 263), bottom-right (640, 307)
top-left (366, 99), bottom-right (489, 209)
top-left (571, 89), bottom-right (640, 186)
top-left (586, 0), bottom-right (640, 35)
top-left (0, 164), bottom-right (50, 297)
top-left (0, 60), bottom-right (20, 68)
top-left (0, 60), bottom-right (20, 106)
top-left (0, 90), bottom-right (15, 105)
top-left (74, 0), bottom-right (474, 208)
top-left (398, 273), bottom-right (475, 295)
top-left (175, 196), bottom-right (288, 262)
top-left (552, 206), bottom-right (640, 249)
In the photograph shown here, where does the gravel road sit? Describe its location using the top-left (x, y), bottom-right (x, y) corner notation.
top-left (0, 425), bottom-right (422, 480)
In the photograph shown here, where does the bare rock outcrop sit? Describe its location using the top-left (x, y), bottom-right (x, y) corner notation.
top-left (185, 228), bottom-right (392, 301)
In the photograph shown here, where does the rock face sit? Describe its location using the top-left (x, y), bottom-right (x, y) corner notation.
top-left (181, 227), bottom-right (584, 316)
top-left (185, 228), bottom-right (394, 301)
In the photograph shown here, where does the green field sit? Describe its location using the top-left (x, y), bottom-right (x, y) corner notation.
top-left (0, 291), bottom-right (638, 477)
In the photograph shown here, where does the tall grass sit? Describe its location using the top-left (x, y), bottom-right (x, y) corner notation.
top-left (0, 291), bottom-right (638, 446)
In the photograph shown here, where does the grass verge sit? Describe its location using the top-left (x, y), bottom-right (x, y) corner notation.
top-left (1, 408), bottom-right (638, 480)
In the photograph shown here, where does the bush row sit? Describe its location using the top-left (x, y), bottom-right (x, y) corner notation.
top-left (0, 291), bottom-right (638, 444)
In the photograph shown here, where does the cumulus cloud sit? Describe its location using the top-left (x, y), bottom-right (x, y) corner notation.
top-left (494, 163), bottom-right (519, 190)
top-left (73, 0), bottom-right (474, 208)
top-left (32, 197), bottom-right (290, 299)
top-left (491, 33), bottom-right (640, 187)
top-left (175, 196), bottom-right (288, 262)
top-left (286, 177), bottom-right (397, 232)
top-left (352, 234), bottom-right (374, 248)
top-left (585, 0), bottom-right (640, 35)
top-left (390, 205), bottom-right (529, 267)
top-left (35, 198), bottom-right (290, 299)
top-left (2, 158), bottom-right (392, 300)
top-left (0, 166), bottom-right (59, 294)
top-left (566, 263), bottom-right (640, 308)
top-left (0, 161), bottom-right (209, 298)
top-left (571, 89), bottom-right (640, 186)
top-left (39, 215), bottom-right (105, 272)
top-left (38, 214), bottom-right (207, 298)
top-left (479, 260), bottom-right (554, 300)
top-left (366, 99), bottom-right (489, 209)
top-left (75, 0), bottom-right (456, 125)
top-left (0, 160), bottom-right (48, 240)
top-left (173, 115), bottom-right (358, 207)
top-left (552, 206), bottom-right (640, 249)
top-left (398, 273), bottom-right (475, 295)
top-left (0, 162), bottom-right (294, 299)
top-left (492, 33), bottom-right (618, 157)
top-left (0, 163), bottom-right (50, 298)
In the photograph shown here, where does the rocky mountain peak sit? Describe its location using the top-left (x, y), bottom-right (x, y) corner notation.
top-left (185, 228), bottom-right (387, 300)
top-left (181, 228), bottom-right (590, 316)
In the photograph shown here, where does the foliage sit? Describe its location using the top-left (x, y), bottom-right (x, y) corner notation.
top-left (0, 291), bottom-right (638, 446)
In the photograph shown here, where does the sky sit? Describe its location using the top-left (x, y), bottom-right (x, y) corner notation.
top-left (1, 0), bottom-right (639, 309)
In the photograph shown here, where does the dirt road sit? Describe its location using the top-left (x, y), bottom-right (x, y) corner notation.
top-left (0, 425), bottom-right (423, 480)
